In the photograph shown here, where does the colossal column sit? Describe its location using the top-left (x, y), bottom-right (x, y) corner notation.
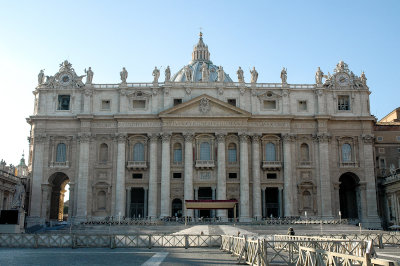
top-left (114, 133), bottom-right (126, 217)
top-left (184, 133), bottom-right (194, 218)
top-left (239, 133), bottom-right (250, 222)
top-left (160, 133), bottom-right (171, 218)
top-left (76, 133), bottom-right (91, 219)
top-left (251, 134), bottom-right (262, 220)
top-left (216, 133), bottom-right (227, 220)
top-left (317, 133), bottom-right (333, 218)
top-left (148, 134), bottom-right (159, 219)
top-left (282, 134), bottom-right (293, 217)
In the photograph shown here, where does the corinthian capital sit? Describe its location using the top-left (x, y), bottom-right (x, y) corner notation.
top-left (33, 133), bottom-right (47, 144)
top-left (282, 133), bottom-right (296, 142)
top-left (148, 133), bottom-right (159, 142)
top-left (314, 133), bottom-right (331, 143)
top-left (215, 133), bottom-right (226, 143)
top-left (161, 132), bottom-right (171, 143)
top-left (183, 132), bottom-right (194, 142)
top-left (239, 133), bottom-right (249, 142)
top-left (362, 134), bottom-right (374, 144)
top-left (251, 134), bottom-right (261, 143)
top-left (78, 133), bottom-right (92, 143)
top-left (114, 133), bottom-right (127, 143)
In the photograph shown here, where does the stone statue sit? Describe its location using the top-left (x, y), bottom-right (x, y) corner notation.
top-left (217, 66), bottom-right (225, 82)
top-left (237, 67), bottom-right (244, 83)
top-left (184, 65), bottom-right (192, 82)
top-left (315, 67), bottom-right (324, 84)
top-left (11, 182), bottom-right (25, 209)
top-left (165, 66), bottom-right (171, 82)
top-left (152, 66), bottom-right (160, 83)
top-left (120, 67), bottom-right (128, 83)
top-left (85, 67), bottom-right (94, 84)
top-left (280, 67), bottom-right (287, 84)
top-left (38, 70), bottom-right (45, 85)
top-left (389, 164), bottom-right (396, 175)
top-left (250, 67), bottom-right (258, 83)
top-left (360, 71), bottom-right (367, 85)
top-left (201, 62), bottom-right (209, 82)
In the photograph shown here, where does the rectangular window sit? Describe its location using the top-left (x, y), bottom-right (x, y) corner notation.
top-left (263, 100), bottom-right (276, 110)
top-left (396, 136), bottom-right (400, 142)
top-left (228, 149), bottom-right (237, 163)
top-left (132, 173), bottom-right (143, 179)
top-left (173, 98), bottom-right (182, 106)
top-left (379, 148), bottom-right (385, 154)
top-left (379, 158), bottom-right (386, 169)
top-left (377, 136), bottom-right (383, 141)
top-left (267, 173), bottom-right (277, 179)
top-left (101, 100), bottom-right (111, 110)
top-left (298, 100), bottom-right (307, 111)
top-left (227, 99), bottom-right (236, 106)
top-left (228, 173), bottom-right (237, 179)
top-left (173, 172), bottom-right (182, 179)
top-left (132, 100), bottom-right (146, 109)
top-left (173, 149), bottom-right (182, 163)
top-left (57, 95), bottom-right (70, 110)
top-left (338, 96), bottom-right (350, 110)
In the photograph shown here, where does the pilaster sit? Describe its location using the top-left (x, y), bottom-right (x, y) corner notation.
top-left (283, 134), bottom-right (294, 217)
top-left (316, 133), bottom-right (333, 218)
top-left (239, 133), bottom-right (250, 222)
top-left (184, 133), bottom-right (194, 218)
top-left (114, 133), bottom-right (126, 217)
top-left (76, 133), bottom-right (92, 220)
top-left (216, 133), bottom-right (227, 220)
top-left (160, 133), bottom-right (171, 218)
top-left (148, 133), bottom-right (159, 219)
top-left (251, 134), bottom-right (262, 220)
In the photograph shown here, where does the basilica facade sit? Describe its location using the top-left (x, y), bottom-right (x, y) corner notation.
top-left (27, 33), bottom-right (381, 228)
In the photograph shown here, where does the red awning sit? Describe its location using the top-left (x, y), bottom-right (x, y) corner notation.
top-left (185, 200), bottom-right (238, 210)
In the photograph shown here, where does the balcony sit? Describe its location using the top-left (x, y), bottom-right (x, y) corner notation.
top-left (262, 161), bottom-right (282, 170)
top-left (297, 161), bottom-right (312, 168)
top-left (195, 160), bottom-right (215, 169)
top-left (50, 161), bottom-right (69, 168)
top-left (339, 162), bottom-right (358, 168)
top-left (126, 161), bottom-right (147, 169)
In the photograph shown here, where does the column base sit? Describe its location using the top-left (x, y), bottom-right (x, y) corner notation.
top-left (26, 216), bottom-right (46, 228)
top-left (320, 215), bottom-right (334, 220)
top-left (362, 216), bottom-right (382, 229)
top-left (253, 215), bottom-right (262, 221)
top-left (239, 216), bottom-right (252, 223)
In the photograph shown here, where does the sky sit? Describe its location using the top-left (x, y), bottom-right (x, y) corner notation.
top-left (0, 0), bottom-right (399, 166)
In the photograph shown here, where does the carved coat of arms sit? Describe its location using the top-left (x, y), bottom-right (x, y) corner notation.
top-left (199, 98), bottom-right (210, 113)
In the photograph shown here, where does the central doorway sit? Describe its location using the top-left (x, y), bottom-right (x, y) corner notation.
top-left (339, 172), bottom-right (360, 219)
top-left (49, 172), bottom-right (70, 221)
top-left (198, 187), bottom-right (212, 218)
top-left (130, 188), bottom-right (144, 218)
top-left (265, 187), bottom-right (279, 218)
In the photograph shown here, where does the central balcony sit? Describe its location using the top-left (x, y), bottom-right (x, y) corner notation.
top-left (50, 161), bottom-right (69, 168)
top-left (262, 161), bottom-right (282, 170)
top-left (195, 160), bottom-right (215, 169)
top-left (126, 161), bottom-right (147, 170)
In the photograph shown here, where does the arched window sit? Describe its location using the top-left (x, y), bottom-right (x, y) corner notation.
top-left (265, 142), bottom-right (276, 161)
top-left (303, 191), bottom-right (312, 209)
top-left (133, 143), bottom-right (145, 161)
top-left (99, 143), bottom-right (108, 162)
top-left (97, 191), bottom-right (106, 210)
top-left (228, 143), bottom-right (237, 163)
top-left (300, 143), bottom-right (310, 162)
top-left (342, 143), bottom-right (352, 162)
top-left (200, 142), bottom-right (211, 160)
top-left (173, 143), bottom-right (182, 163)
top-left (56, 143), bottom-right (66, 162)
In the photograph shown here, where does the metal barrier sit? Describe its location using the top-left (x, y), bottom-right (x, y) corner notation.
top-left (306, 233), bottom-right (400, 247)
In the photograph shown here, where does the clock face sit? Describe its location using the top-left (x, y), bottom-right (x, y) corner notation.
top-left (336, 73), bottom-right (349, 86)
top-left (59, 73), bottom-right (72, 86)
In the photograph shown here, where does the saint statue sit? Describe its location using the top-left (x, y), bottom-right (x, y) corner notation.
top-left (184, 65), bottom-right (192, 82)
top-left (165, 66), bottom-right (171, 82)
top-left (237, 67), bottom-right (244, 83)
top-left (38, 70), bottom-right (45, 85)
top-left (360, 71), bottom-right (367, 85)
top-left (201, 62), bottom-right (209, 82)
top-left (315, 67), bottom-right (324, 84)
top-left (280, 67), bottom-right (287, 84)
top-left (85, 67), bottom-right (94, 84)
top-left (120, 67), bottom-right (128, 83)
top-left (152, 66), bottom-right (160, 83)
top-left (11, 182), bottom-right (25, 210)
top-left (250, 67), bottom-right (258, 83)
top-left (217, 66), bottom-right (225, 82)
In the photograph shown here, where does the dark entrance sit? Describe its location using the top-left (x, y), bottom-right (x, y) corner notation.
top-left (339, 172), bottom-right (360, 219)
top-left (228, 198), bottom-right (239, 219)
top-left (49, 172), bottom-right (70, 221)
top-left (266, 187), bottom-right (279, 217)
top-left (172, 199), bottom-right (183, 218)
top-left (198, 187), bottom-right (212, 218)
top-left (130, 188), bottom-right (144, 218)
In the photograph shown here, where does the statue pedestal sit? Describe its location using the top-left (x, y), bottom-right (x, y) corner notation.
top-left (18, 208), bottom-right (25, 232)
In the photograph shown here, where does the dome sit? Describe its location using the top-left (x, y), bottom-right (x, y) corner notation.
top-left (171, 33), bottom-right (233, 82)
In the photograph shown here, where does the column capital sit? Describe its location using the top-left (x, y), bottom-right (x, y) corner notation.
top-left (312, 133), bottom-right (331, 143)
top-left (161, 132), bottom-right (171, 143)
top-left (33, 133), bottom-right (47, 144)
top-left (251, 134), bottom-right (261, 143)
top-left (282, 133), bottom-right (296, 142)
top-left (183, 132), bottom-right (195, 142)
top-left (239, 133), bottom-right (249, 142)
top-left (362, 134), bottom-right (374, 144)
top-left (78, 133), bottom-right (93, 143)
top-left (114, 133), bottom-right (127, 143)
top-left (148, 133), bottom-right (159, 143)
top-left (215, 133), bottom-right (226, 143)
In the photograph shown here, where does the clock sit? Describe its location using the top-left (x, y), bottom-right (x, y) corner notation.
top-left (59, 73), bottom-right (72, 86)
top-left (336, 73), bottom-right (349, 86)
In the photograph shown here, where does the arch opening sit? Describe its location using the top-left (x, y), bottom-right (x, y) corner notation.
top-left (339, 172), bottom-right (360, 219)
top-left (48, 172), bottom-right (70, 221)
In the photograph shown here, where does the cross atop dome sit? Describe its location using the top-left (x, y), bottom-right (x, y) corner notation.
top-left (192, 32), bottom-right (210, 62)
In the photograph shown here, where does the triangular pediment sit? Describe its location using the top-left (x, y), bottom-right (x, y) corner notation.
top-left (159, 94), bottom-right (251, 118)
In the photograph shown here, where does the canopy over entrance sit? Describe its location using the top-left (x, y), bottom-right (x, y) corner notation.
top-left (185, 200), bottom-right (237, 210)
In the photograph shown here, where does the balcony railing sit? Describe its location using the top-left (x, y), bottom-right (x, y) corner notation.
top-left (126, 161), bottom-right (147, 169)
top-left (172, 161), bottom-right (183, 167)
top-left (297, 161), bottom-right (312, 168)
top-left (339, 162), bottom-right (358, 168)
top-left (195, 160), bottom-right (215, 169)
top-left (262, 161), bottom-right (282, 169)
top-left (50, 161), bottom-right (69, 168)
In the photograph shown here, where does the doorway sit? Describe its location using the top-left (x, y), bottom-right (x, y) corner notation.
top-left (339, 172), bottom-right (360, 219)
top-left (198, 187), bottom-right (212, 218)
top-left (48, 172), bottom-right (70, 221)
top-left (266, 187), bottom-right (279, 218)
top-left (130, 188), bottom-right (145, 218)
top-left (172, 199), bottom-right (183, 218)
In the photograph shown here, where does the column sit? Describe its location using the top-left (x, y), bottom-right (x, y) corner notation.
top-left (184, 133), bottom-right (194, 218)
top-left (194, 188), bottom-right (199, 218)
top-left (0, 190), bottom-right (3, 210)
top-left (261, 188), bottom-right (266, 218)
top-left (278, 187), bottom-right (283, 217)
top-left (160, 133), bottom-right (171, 218)
top-left (211, 187), bottom-right (216, 218)
top-left (114, 133), bottom-right (126, 217)
top-left (126, 188), bottom-right (131, 218)
top-left (216, 133), bottom-right (227, 220)
top-left (144, 188), bottom-right (148, 218)
top-left (68, 183), bottom-right (75, 218)
top-left (239, 133), bottom-right (250, 222)
top-left (40, 184), bottom-right (51, 220)
top-left (148, 134), bottom-right (158, 219)
top-left (76, 133), bottom-right (91, 219)
top-left (282, 134), bottom-right (293, 217)
top-left (317, 133), bottom-right (333, 218)
top-left (251, 135), bottom-right (261, 220)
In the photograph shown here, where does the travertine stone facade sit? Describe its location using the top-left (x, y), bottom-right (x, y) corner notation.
top-left (27, 34), bottom-right (381, 228)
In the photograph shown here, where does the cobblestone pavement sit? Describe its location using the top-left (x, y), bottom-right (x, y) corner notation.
top-left (0, 248), bottom-right (239, 266)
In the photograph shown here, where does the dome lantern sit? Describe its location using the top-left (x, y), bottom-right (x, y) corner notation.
top-left (192, 32), bottom-right (210, 62)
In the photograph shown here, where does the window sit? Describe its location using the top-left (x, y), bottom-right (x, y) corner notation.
top-left (229, 173), bottom-right (237, 179)
top-left (173, 173), bottom-right (182, 179)
top-left (132, 173), bottom-right (143, 179)
top-left (396, 136), bottom-right (400, 142)
top-left (101, 100), bottom-right (111, 110)
top-left (173, 143), bottom-right (182, 163)
top-left (99, 143), bottom-right (108, 162)
top-left (227, 99), bottom-right (236, 106)
top-left (133, 143), bottom-right (145, 161)
top-left (379, 158), bottom-right (386, 169)
top-left (298, 101), bottom-right (307, 111)
top-left (377, 136), bottom-right (383, 141)
top-left (132, 100), bottom-right (146, 109)
top-left (56, 143), bottom-right (66, 162)
top-left (173, 98), bottom-right (182, 106)
top-left (302, 191), bottom-right (312, 209)
top-left (199, 142), bottom-right (211, 160)
top-left (398, 148), bottom-right (400, 154)
top-left (57, 95), bottom-right (70, 110)
top-left (379, 148), bottom-right (385, 154)
top-left (263, 100), bottom-right (276, 110)
top-left (228, 143), bottom-right (237, 163)
top-left (338, 95), bottom-right (350, 110)
top-left (300, 143), bottom-right (309, 161)
top-left (97, 191), bottom-right (106, 210)
top-left (265, 142), bottom-right (276, 161)
top-left (341, 143), bottom-right (352, 162)
top-left (267, 173), bottom-right (277, 179)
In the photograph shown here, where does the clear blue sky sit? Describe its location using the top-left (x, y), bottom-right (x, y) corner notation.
top-left (0, 0), bottom-right (399, 165)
